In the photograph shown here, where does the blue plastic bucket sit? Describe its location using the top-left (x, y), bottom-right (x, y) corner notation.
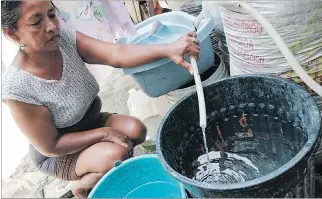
top-left (116, 11), bottom-right (215, 98)
top-left (88, 154), bottom-right (186, 198)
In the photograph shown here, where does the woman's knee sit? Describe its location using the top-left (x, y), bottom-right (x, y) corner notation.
top-left (96, 143), bottom-right (129, 173)
top-left (127, 117), bottom-right (147, 145)
top-left (106, 114), bottom-right (147, 145)
top-left (76, 142), bottom-right (129, 175)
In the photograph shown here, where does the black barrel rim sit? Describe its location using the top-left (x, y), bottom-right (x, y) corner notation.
top-left (156, 74), bottom-right (321, 191)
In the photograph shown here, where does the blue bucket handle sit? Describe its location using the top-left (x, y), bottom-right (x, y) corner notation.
top-left (114, 160), bottom-right (122, 168)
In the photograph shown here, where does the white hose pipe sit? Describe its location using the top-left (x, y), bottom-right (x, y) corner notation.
top-left (190, 56), bottom-right (207, 128)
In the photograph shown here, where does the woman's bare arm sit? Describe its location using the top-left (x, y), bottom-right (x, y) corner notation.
top-left (5, 100), bottom-right (130, 157)
top-left (76, 31), bottom-right (199, 73)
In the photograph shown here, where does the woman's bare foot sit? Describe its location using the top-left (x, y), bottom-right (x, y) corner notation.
top-left (71, 173), bottom-right (102, 198)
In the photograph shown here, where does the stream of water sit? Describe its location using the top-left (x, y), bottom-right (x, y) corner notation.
top-left (202, 127), bottom-right (211, 165)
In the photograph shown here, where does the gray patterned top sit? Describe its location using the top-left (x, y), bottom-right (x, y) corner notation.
top-left (2, 26), bottom-right (100, 128)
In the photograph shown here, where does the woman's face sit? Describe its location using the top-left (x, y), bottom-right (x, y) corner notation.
top-left (14, 1), bottom-right (60, 53)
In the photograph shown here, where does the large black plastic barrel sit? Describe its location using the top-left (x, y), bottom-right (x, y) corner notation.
top-left (157, 75), bottom-right (321, 197)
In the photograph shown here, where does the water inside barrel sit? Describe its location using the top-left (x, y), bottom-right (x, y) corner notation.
top-left (182, 111), bottom-right (308, 185)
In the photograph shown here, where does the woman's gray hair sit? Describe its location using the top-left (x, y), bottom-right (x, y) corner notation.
top-left (1, 1), bottom-right (23, 30)
top-left (1, 1), bottom-right (59, 31)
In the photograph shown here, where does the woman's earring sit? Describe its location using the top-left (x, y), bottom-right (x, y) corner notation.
top-left (19, 42), bottom-right (25, 50)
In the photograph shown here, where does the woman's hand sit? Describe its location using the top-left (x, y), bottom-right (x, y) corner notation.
top-left (100, 127), bottom-right (133, 155)
top-left (167, 32), bottom-right (200, 74)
